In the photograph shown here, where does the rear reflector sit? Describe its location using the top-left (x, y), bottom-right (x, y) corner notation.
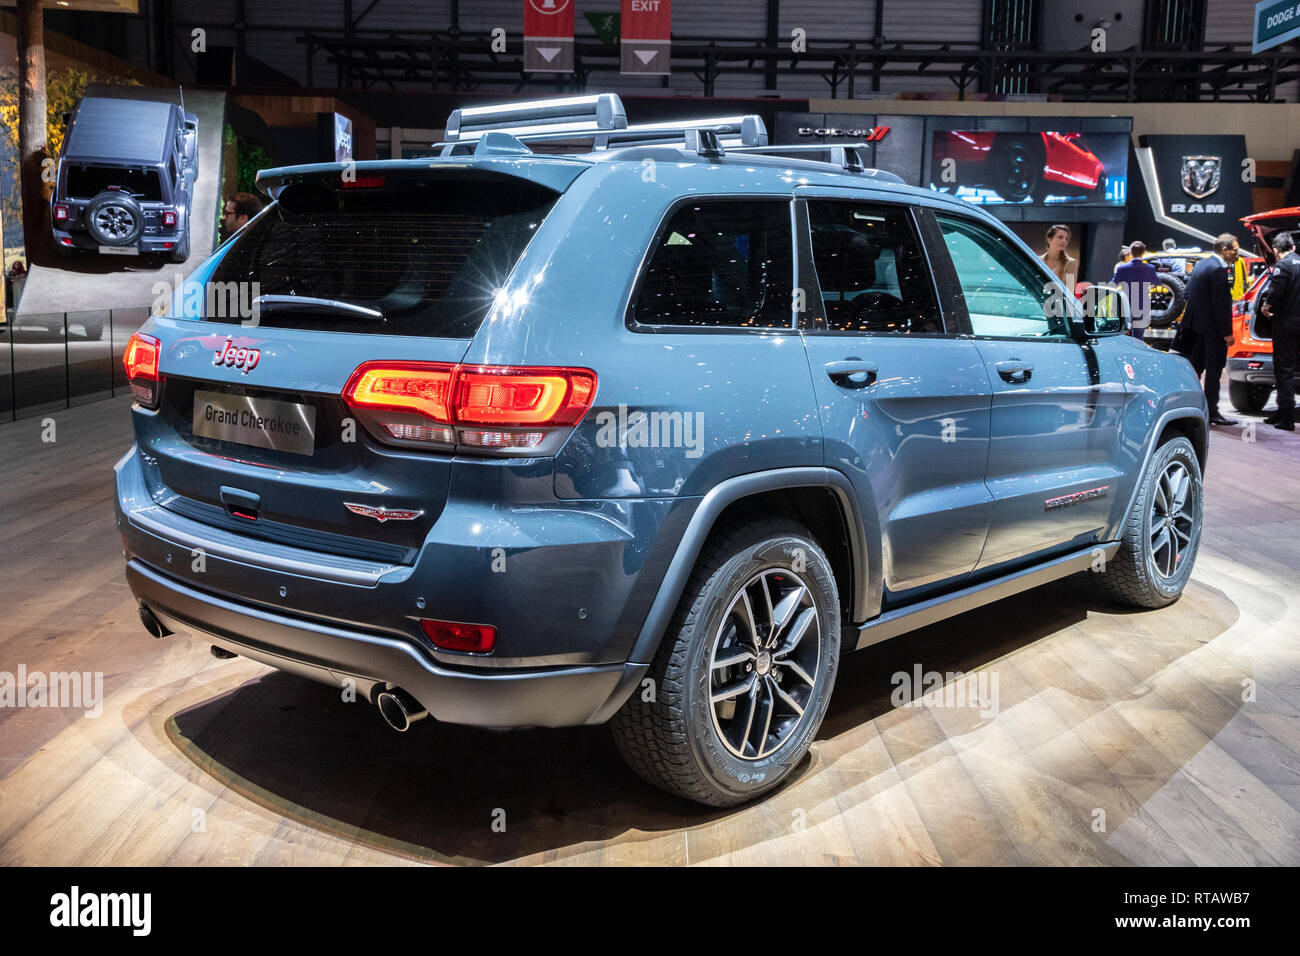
top-left (420, 619), bottom-right (496, 653)
top-left (343, 361), bottom-right (597, 450)
top-left (123, 332), bottom-right (162, 407)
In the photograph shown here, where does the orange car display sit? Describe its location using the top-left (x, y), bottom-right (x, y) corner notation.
top-left (1228, 207), bottom-right (1300, 414)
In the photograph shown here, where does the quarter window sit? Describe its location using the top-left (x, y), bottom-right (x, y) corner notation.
top-left (808, 201), bottom-right (940, 334)
top-left (633, 201), bottom-right (793, 328)
top-left (935, 213), bottom-right (1070, 338)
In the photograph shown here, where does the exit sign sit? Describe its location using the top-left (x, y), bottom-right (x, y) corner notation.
top-left (1253, 0), bottom-right (1300, 53)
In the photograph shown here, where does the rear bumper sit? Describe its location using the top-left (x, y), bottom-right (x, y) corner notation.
top-left (127, 559), bottom-right (644, 728)
top-left (1228, 356), bottom-right (1275, 384)
top-left (53, 225), bottom-right (182, 255)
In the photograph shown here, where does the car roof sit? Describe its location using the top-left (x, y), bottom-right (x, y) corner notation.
top-left (64, 97), bottom-right (175, 166)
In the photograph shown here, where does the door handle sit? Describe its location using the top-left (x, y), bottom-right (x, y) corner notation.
top-left (825, 359), bottom-right (877, 388)
top-left (219, 486), bottom-right (261, 520)
top-left (994, 360), bottom-right (1033, 384)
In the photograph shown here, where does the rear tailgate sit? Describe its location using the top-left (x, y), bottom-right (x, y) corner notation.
top-left (130, 162), bottom-right (582, 563)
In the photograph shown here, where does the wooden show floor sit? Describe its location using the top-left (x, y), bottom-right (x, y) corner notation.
top-left (1, 395), bottom-right (1299, 866)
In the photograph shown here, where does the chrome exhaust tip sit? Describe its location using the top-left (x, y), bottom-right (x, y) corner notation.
top-left (138, 604), bottom-right (173, 639)
top-left (376, 688), bottom-right (428, 733)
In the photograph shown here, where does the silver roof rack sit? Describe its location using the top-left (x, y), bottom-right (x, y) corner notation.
top-left (443, 93), bottom-right (628, 147)
top-left (435, 93), bottom-right (895, 177)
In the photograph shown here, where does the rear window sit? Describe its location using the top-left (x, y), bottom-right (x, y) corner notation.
top-left (207, 174), bottom-right (560, 337)
top-left (632, 200), bottom-right (794, 328)
top-left (65, 165), bottom-right (163, 201)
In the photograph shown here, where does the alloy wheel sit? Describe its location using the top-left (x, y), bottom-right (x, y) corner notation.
top-left (1149, 460), bottom-right (1198, 579)
top-left (707, 567), bottom-right (820, 761)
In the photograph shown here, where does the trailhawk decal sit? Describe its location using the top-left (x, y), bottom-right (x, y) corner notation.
top-left (1044, 485), bottom-right (1111, 511)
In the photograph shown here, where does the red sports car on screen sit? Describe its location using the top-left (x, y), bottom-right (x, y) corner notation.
top-left (932, 130), bottom-right (1108, 203)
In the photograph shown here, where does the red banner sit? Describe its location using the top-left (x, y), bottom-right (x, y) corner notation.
top-left (524, 0), bottom-right (575, 72)
top-left (621, 0), bottom-right (671, 40)
top-left (620, 0), bottom-right (671, 74)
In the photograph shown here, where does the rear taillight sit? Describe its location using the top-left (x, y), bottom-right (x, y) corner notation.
top-left (420, 619), bottom-right (496, 654)
top-left (343, 361), bottom-right (597, 453)
top-left (123, 332), bottom-right (161, 407)
top-left (162, 210), bottom-right (177, 227)
top-left (53, 204), bottom-right (68, 222)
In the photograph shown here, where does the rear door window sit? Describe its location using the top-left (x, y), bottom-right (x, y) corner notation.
top-left (807, 200), bottom-right (941, 334)
top-left (206, 174), bottom-right (559, 338)
top-left (632, 200), bottom-right (794, 328)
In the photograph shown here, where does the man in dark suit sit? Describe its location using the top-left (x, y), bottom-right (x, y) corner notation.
top-left (1262, 232), bottom-right (1300, 432)
top-left (1181, 233), bottom-right (1240, 426)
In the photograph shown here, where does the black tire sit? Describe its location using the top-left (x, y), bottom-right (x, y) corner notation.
top-left (996, 136), bottom-right (1046, 203)
top-left (169, 233), bottom-right (190, 264)
top-left (1228, 380), bottom-right (1272, 415)
top-left (1091, 435), bottom-right (1202, 609)
top-left (1148, 273), bottom-right (1187, 327)
top-left (85, 190), bottom-right (144, 247)
top-left (610, 518), bottom-right (841, 807)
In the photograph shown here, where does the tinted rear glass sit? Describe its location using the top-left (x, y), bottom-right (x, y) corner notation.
top-left (65, 166), bottom-right (163, 201)
top-left (207, 174), bottom-right (559, 337)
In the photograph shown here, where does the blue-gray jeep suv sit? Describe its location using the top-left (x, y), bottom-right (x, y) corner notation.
top-left (115, 94), bottom-right (1208, 806)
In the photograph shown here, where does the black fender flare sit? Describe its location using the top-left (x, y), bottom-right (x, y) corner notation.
top-left (626, 467), bottom-right (870, 666)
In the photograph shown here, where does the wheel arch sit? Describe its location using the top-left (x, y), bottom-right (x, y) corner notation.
top-left (627, 468), bottom-right (871, 666)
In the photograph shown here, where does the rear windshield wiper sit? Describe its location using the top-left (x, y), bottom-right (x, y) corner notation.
top-left (252, 295), bottom-right (385, 321)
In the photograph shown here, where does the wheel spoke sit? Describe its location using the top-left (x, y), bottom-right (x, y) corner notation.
top-left (735, 588), bottom-right (759, 649)
top-left (774, 606), bottom-right (816, 659)
top-left (712, 645), bottom-right (755, 670)
top-left (1170, 466), bottom-right (1189, 511)
top-left (781, 659), bottom-right (816, 688)
top-left (772, 680), bottom-right (805, 717)
top-left (1153, 480), bottom-right (1168, 516)
top-left (1151, 527), bottom-right (1171, 561)
top-left (736, 680), bottom-right (760, 756)
top-left (755, 680), bottom-right (775, 757)
top-left (712, 673), bottom-right (757, 704)
top-left (769, 584), bottom-right (807, 646)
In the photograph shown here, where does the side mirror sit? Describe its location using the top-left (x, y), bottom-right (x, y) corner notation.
top-left (1079, 283), bottom-right (1129, 336)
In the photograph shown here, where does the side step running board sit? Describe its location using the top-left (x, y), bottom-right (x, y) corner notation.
top-left (854, 543), bottom-right (1120, 651)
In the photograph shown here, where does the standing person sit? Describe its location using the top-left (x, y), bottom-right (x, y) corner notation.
top-left (1113, 241), bottom-right (1159, 340)
top-left (220, 192), bottom-right (263, 243)
top-left (1261, 232), bottom-right (1300, 431)
top-left (1182, 233), bottom-right (1240, 426)
top-left (1041, 224), bottom-right (1077, 288)
top-left (1116, 244), bottom-right (1132, 269)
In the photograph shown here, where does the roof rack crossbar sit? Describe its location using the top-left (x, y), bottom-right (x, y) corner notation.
top-left (443, 93), bottom-right (628, 146)
top-left (606, 115), bottom-right (768, 150)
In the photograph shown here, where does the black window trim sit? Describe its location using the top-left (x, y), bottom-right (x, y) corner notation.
top-left (624, 193), bottom-right (802, 335)
top-left (795, 196), bottom-right (956, 339)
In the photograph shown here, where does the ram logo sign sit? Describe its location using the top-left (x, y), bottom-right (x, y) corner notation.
top-left (1181, 156), bottom-right (1222, 199)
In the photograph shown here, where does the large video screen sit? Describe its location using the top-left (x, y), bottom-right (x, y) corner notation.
top-left (928, 130), bottom-right (1129, 207)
